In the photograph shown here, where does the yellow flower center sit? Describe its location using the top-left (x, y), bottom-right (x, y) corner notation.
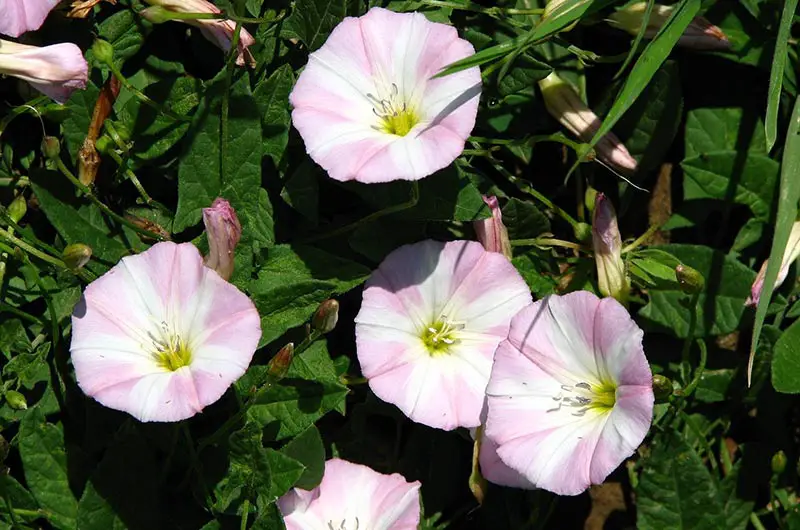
top-left (547, 380), bottom-right (617, 416)
top-left (148, 321), bottom-right (192, 372)
top-left (420, 316), bottom-right (464, 355)
top-left (368, 83), bottom-right (420, 137)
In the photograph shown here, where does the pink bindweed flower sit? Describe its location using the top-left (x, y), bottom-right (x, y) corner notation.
top-left (202, 198), bottom-right (241, 281)
top-left (746, 220), bottom-right (800, 307)
top-left (0, 0), bottom-right (60, 38)
top-left (592, 193), bottom-right (629, 303)
top-left (609, 2), bottom-right (730, 51)
top-left (70, 242), bottom-right (261, 422)
top-left (141, 0), bottom-right (256, 67)
top-left (0, 39), bottom-right (88, 103)
top-left (278, 458), bottom-right (421, 529)
top-left (538, 72), bottom-right (638, 175)
top-left (474, 196), bottom-right (512, 259)
top-left (485, 291), bottom-right (654, 496)
top-left (355, 240), bottom-right (531, 430)
top-left (290, 7), bottom-right (481, 183)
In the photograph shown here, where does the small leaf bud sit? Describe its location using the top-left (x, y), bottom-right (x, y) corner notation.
top-left (7, 194), bottom-right (27, 224)
top-left (652, 374), bottom-right (673, 403)
top-left (676, 264), bottom-right (705, 294)
top-left (41, 136), bottom-right (60, 160)
top-left (63, 243), bottom-right (92, 270)
top-left (772, 450), bottom-right (787, 475)
top-left (312, 299), bottom-right (340, 334)
top-left (267, 343), bottom-right (294, 381)
top-left (91, 39), bottom-right (115, 66)
top-left (5, 390), bottom-right (27, 411)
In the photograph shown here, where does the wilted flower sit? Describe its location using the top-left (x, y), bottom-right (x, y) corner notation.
top-left (279, 458), bottom-right (421, 529)
top-left (70, 242), bottom-right (261, 422)
top-left (609, 2), bottom-right (730, 50)
top-left (538, 72), bottom-right (637, 175)
top-left (202, 198), bottom-right (241, 281)
top-left (141, 0), bottom-right (256, 67)
top-left (290, 7), bottom-right (481, 183)
top-left (592, 193), bottom-right (629, 303)
top-left (0, 0), bottom-right (59, 38)
top-left (355, 240), bottom-right (531, 430)
top-left (68, 0), bottom-right (117, 19)
top-left (746, 221), bottom-right (800, 307)
top-left (485, 292), bottom-right (654, 495)
top-left (474, 196), bottom-right (512, 259)
top-left (0, 39), bottom-right (88, 103)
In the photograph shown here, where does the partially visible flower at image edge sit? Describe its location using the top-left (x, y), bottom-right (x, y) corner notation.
top-left (141, 0), bottom-right (256, 67)
top-left (485, 291), bottom-right (654, 495)
top-left (746, 220), bottom-right (800, 307)
top-left (0, 39), bottom-right (88, 103)
top-left (70, 242), bottom-right (261, 422)
top-left (278, 458), bottom-right (421, 530)
top-left (0, 0), bottom-right (60, 38)
top-left (290, 7), bottom-right (482, 183)
top-left (355, 239), bottom-right (532, 430)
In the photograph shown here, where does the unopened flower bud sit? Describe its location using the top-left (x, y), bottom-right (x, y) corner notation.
top-left (474, 196), bottom-right (512, 259)
top-left (139, 6), bottom-right (173, 24)
top-left (91, 39), bottom-right (114, 66)
top-left (267, 342), bottom-right (294, 381)
top-left (675, 264), bottom-right (705, 295)
top-left (202, 198), bottom-right (241, 281)
top-left (746, 221), bottom-right (800, 307)
top-left (609, 3), bottom-right (730, 51)
top-left (41, 136), bottom-right (60, 160)
top-left (5, 390), bottom-right (27, 410)
top-left (312, 299), bottom-right (340, 334)
top-left (7, 194), bottom-right (26, 223)
top-left (592, 193), bottom-right (629, 303)
top-left (538, 72), bottom-right (637, 175)
top-left (652, 374), bottom-right (673, 403)
top-left (772, 450), bottom-right (787, 475)
top-left (63, 243), bottom-right (92, 270)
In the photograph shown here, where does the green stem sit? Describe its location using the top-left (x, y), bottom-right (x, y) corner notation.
top-left (240, 499), bottom-right (250, 530)
top-left (0, 209), bottom-right (63, 258)
top-left (681, 339), bottom-right (707, 399)
top-left (749, 513), bottom-right (768, 530)
top-left (622, 224), bottom-right (661, 254)
top-left (105, 150), bottom-right (169, 213)
top-left (679, 409), bottom-right (717, 473)
top-left (301, 181), bottom-right (420, 243)
top-left (108, 64), bottom-right (189, 123)
top-left (55, 158), bottom-right (166, 241)
top-left (155, 10), bottom-right (284, 24)
top-left (0, 301), bottom-right (44, 325)
top-left (182, 424), bottom-right (214, 508)
top-left (679, 292), bottom-right (701, 384)
top-left (339, 375), bottom-right (368, 385)
top-left (511, 238), bottom-right (584, 251)
top-left (0, 230), bottom-right (64, 268)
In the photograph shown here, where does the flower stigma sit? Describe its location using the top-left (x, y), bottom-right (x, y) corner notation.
top-left (328, 518), bottom-right (360, 530)
top-left (421, 316), bottom-right (464, 355)
top-left (148, 320), bottom-right (192, 372)
top-left (368, 83), bottom-right (419, 137)
top-left (546, 380), bottom-right (616, 417)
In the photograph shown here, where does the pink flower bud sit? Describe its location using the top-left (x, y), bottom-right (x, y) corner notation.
top-left (592, 193), bottom-right (629, 303)
top-left (746, 221), bottom-right (800, 307)
top-left (538, 72), bottom-right (637, 175)
top-left (609, 3), bottom-right (730, 51)
top-left (202, 198), bottom-right (241, 281)
top-left (474, 196), bottom-right (512, 259)
top-left (0, 40), bottom-right (88, 103)
top-left (0, 0), bottom-right (60, 38)
top-left (141, 0), bottom-right (256, 67)
top-left (312, 299), bottom-right (340, 334)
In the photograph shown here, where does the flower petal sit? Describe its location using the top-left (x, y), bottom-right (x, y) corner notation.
top-left (0, 0), bottom-right (59, 37)
top-left (593, 297), bottom-right (651, 386)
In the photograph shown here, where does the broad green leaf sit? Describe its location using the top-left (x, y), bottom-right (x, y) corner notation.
top-left (281, 426), bottom-right (325, 490)
top-left (772, 317), bottom-right (800, 393)
top-left (97, 10), bottom-right (148, 67)
top-left (637, 434), bottom-right (725, 530)
top-left (281, 160), bottom-right (320, 225)
top-left (754, 96), bottom-right (800, 382)
top-left (638, 245), bottom-right (758, 338)
top-left (18, 408), bottom-right (77, 530)
top-left (502, 198), bottom-right (550, 239)
top-left (497, 54), bottom-right (552, 97)
top-left (214, 422), bottom-right (273, 513)
top-left (62, 82), bottom-right (100, 162)
top-left (685, 107), bottom-right (766, 157)
top-left (0, 475), bottom-right (40, 524)
top-left (254, 65), bottom-right (294, 164)
top-left (287, 341), bottom-right (338, 382)
top-left (765, 0), bottom-right (798, 151)
top-left (582, 0), bottom-right (701, 171)
top-left (0, 319), bottom-right (28, 359)
top-left (265, 449), bottom-right (305, 499)
top-left (281, 0), bottom-right (350, 51)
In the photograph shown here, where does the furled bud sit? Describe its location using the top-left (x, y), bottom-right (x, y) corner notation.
top-left (312, 299), bottom-right (340, 334)
top-left (592, 193), bottom-right (629, 303)
top-left (538, 72), bottom-right (637, 175)
top-left (267, 342), bottom-right (294, 381)
top-left (91, 39), bottom-right (115, 66)
top-left (542, 0), bottom-right (581, 32)
top-left (608, 3), bottom-right (730, 51)
top-left (675, 264), bottom-right (705, 295)
top-left (5, 390), bottom-right (27, 410)
top-left (772, 450), bottom-right (787, 476)
top-left (63, 243), bottom-right (92, 270)
top-left (746, 221), bottom-right (800, 307)
top-left (141, 0), bottom-right (256, 67)
top-left (41, 136), bottom-right (60, 160)
top-left (652, 374), bottom-right (673, 403)
top-left (474, 196), bottom-right (512, 259)
top-left (7, 194), bottom-right (26, 223)
top-left (202, 198), bottom-right (241, 281)
top-left (0, 39), bottom-right (88, 104)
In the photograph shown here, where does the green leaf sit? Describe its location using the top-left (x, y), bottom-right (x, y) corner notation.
top-left (497, 54), bottom-right (552, 97)
top-left (281, 426), bottom-right (325, 490)
top-left (18, 408), bottom-right (78, 530)
top-left (0, 319), bottom-right (28, 359)
top-left (637, 434), bottom-right (725, 530)
top-left (254, 65), bottom-right (294, 164)
top-left (0, 475), bottom-right (40, 524)
top-left (772, 317), bottom-right (800, 393)
top-left (249, 245), bottom-right (369, 346)
top-left (281, 160), bottom-right (320, 225)
top-left (582, 0), bottom-right (701, 170)
top-left (97, 10), bottom-right (148, 67)
top-left (753, 96), bottom-right (800, 382)
top-left (62, 82), bottom-right (100, 162)
top-left (502, 198), bottom-right (550, 240)
top-left (638, 245), bottom-right (758, 338)
top-left (281, 0), bottom-right (350, 51)
top-left (685, 107), bottom-right (766, 157)
top-left (264, 449), bottom-right (305, 499)
top-left (765, 0), bottom-right (797, 151)
top-left (287, 341), bottom-right (338, 382)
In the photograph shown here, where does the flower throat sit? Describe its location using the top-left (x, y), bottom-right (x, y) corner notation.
top-left (368, 84), bottom-right (419, 137)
